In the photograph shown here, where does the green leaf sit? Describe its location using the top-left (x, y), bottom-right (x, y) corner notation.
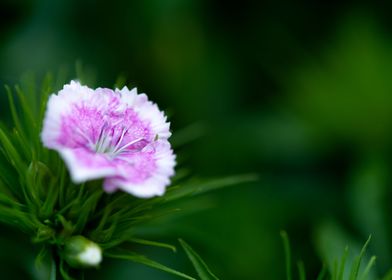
top-left (338, 247), bottom-right (349, 280)
top-left (280, 231), bottom-right (292, 280)
top-left (179, 239), bottom-right (219, 280)
top-left (163, 174), bottom-right (258, 202)
top-left (0, 205), bottom-right (35, 233)
top-left (349, 235), bottom-right (372, 280)
top-left (0, 191), bottom-right (22, 207)
top-left (15, 84), bottom-right (37, 125)
top-left (315, 222), bottom-right (377, 280)
top-left (38, 73), bottom-right (53, 125)
top-left (297, 261), bottom-right (306, 280)
top-left (359, 256), bottom-right (377, 280)
top-left (72, 188), bottom-right (103, 233)
top-left (0, 126), bottom-right (26, 171)
top-left (128, 237), bottom-right (177, 252)
top-left (5, 85), bottom-right (23, 136)
top-left (105, 250), bottom-right (196, 280)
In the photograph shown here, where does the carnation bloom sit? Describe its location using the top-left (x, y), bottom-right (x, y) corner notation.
top-left (41, 81), bottom-right (175, 197)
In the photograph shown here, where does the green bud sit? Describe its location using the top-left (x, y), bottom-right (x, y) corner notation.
top-left (63, 235), bottom-right (102, 268)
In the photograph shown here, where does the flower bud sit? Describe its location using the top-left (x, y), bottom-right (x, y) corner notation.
top-left (63, 235), bottom-right (102, 268)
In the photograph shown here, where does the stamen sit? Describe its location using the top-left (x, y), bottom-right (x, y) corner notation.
top-left (113, 137), bottom-right (145, 156)
top-left (95, 122), bottom-right (110, 153)
top-left (112, 127), bottom-right (128, 152)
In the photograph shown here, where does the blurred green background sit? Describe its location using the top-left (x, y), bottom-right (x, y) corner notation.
top-left (1, 0), bottom-right (392, 279)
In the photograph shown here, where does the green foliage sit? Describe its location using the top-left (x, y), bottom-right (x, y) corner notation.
top-left (105, 250), bottom-right (196, 280)
top-left (179, 239), bottom-right (219, 280)
top-left (281, 231), bottom-right (292, 280)
top-left (0, 75), bottom-right (254, 279)
top-left (281, 231), bottom-right (377, 280)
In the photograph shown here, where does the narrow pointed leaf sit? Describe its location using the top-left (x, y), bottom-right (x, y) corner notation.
top-left (164, 174), bottom-right (258, 202)
top-left (179, 239), bottom-right (219, 280)
top-left (359, 256), bottom-right (377, 280)
top-left (0, 127), bottom-right (26, 170)
top-left (297, 261), bottom-right (306, 280)
top-left (280, 231), bottom-right (292, 280)
top-left (349, 235), bottom-right (372, 280)
top-left (105, 250), bottom-right (196, 280)
top-left (128, 238), bottom-right (177, 252)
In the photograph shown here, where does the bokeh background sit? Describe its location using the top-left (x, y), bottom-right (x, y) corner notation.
top-left (1, 0), bottom-right (392, 279)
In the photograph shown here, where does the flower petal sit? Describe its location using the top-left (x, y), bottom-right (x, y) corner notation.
top-left (59, 148), bottom-right (117, 183)
top-left (103, 140), bottom-right (176, 197)
top-left (41, 80), bottom-right (106, 149)
top-left (117, 87), bottom-right (172, 139)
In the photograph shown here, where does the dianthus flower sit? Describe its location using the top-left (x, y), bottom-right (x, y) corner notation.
top-left (41, 81), bottom-right (175, 197)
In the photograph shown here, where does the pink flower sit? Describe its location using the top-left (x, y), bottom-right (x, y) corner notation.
top-left (41, 81), bottom-right (175, 198)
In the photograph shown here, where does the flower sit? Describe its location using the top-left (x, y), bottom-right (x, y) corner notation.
top-left (41, 81), bottom-right (175, 198)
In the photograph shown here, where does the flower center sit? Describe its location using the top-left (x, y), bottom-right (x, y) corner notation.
top-left (76, 123), bottom-right (145, 158)
top-left (96, 125), bottom-right (145, 157)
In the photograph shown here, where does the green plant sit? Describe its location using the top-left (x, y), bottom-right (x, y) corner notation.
top-left (0, 74), bottom-right (255, 279)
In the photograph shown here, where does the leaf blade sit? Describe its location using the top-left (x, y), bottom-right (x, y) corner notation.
top-left (128, 238), bottom-right (177, 252)
top-left (105, 250), bottom-right (196, 280)
top-left (179, 239), bottom-right (219, 280)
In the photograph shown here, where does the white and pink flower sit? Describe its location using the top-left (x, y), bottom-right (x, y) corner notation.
top-left (41, 81), bottom-right (175, 198)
